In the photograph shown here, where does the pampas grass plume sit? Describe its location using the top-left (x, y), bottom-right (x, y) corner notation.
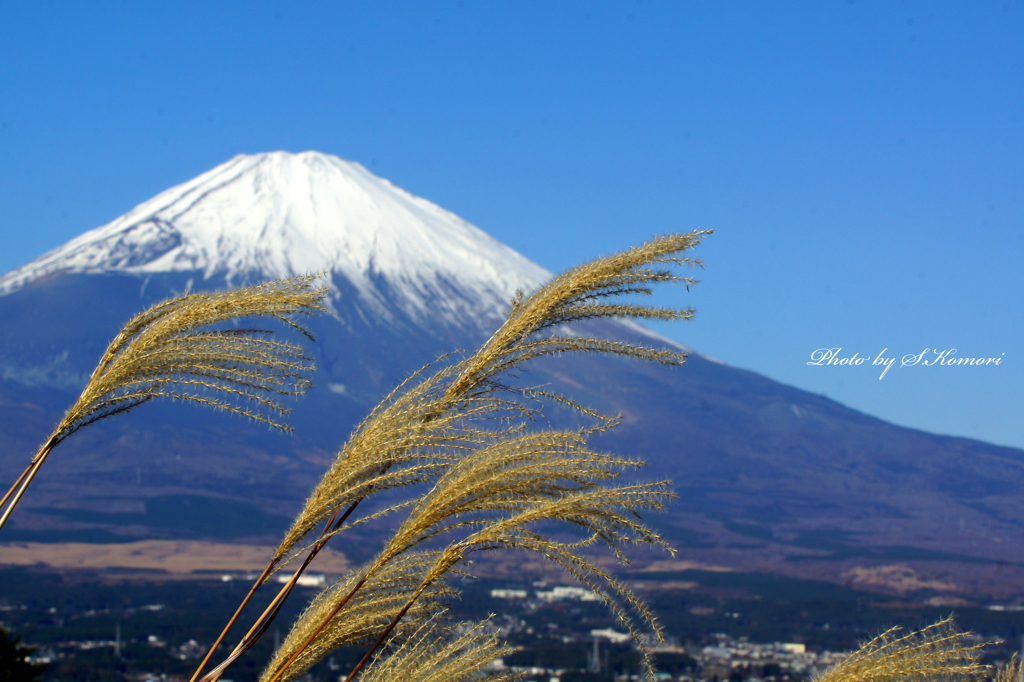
top-left (0, 275), bottom-right (326, 530)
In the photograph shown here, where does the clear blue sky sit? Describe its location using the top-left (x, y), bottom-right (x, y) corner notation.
top-left (1, 2), bottom-right (1021, 448)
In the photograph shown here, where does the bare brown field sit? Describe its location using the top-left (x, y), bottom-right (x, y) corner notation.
top-left (0, 540), bottom-right (350, 575)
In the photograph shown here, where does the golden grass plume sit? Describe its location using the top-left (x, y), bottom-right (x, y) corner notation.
top-left (995, 654), bottom-right (1021, 682)
top-left (814, 617), bottom-right (987, 682)
top-left (0, 275), bottom-right (326, 530)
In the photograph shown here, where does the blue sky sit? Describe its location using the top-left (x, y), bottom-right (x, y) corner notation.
top-left (1, 2), bottom-right (1021, 448)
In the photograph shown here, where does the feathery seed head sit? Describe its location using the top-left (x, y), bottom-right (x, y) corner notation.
top-left (995, 654), bottom-right (1020, 682)
top-left (814, 618), bottom-right (987, 682)
top-left (62, 274), bottom-right (326, 443)
top-left (1, 275), bottom-right (326, 531)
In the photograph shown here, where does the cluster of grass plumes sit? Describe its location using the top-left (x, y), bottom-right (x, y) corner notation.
top-left (191, 231), bottom-right (709, 682)
top-left (259, 430), bottom-right (673, 682)
top-left (814, 618), bottom-right (987, 682)
top-left (276, 230), bottom-right (709, 563)
top-left (0, 275), bottom-right (327, 530)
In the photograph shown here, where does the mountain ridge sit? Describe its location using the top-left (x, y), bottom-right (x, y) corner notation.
top-left (2, 151), bottom-right (1022, 597)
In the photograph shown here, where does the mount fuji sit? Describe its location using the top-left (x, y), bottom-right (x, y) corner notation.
top-left (2, 151), bottom-right (1023, 595)
top-left (0, 151), bottom-right (549, 331)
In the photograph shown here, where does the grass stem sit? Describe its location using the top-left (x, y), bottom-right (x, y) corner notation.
top-left (0, 440), bottom-right (54, 530)
top-left (189, 558), bottom-right (278, 682)
top-left (340, 583), bottom-right (430, 682)
top-left (198, 498), bottom-right (364, 682)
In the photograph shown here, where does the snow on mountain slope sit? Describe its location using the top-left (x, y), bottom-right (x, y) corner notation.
top-left (0, 151), bottom-right (550, 326)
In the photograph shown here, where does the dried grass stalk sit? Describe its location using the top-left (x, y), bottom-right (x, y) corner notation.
top-left (0, 275), bottom-right (326, 530)
top-left (814, 618), bottom-right (987, 682)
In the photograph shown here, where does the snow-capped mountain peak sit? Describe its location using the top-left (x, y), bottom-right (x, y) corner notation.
top-left (0, 151), bottom-right (550, 326)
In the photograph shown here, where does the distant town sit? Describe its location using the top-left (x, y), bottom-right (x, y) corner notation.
top-left (486, 583), bottom-right (847, 682)
top-left (3, 568), bottom-right (1021, 682)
